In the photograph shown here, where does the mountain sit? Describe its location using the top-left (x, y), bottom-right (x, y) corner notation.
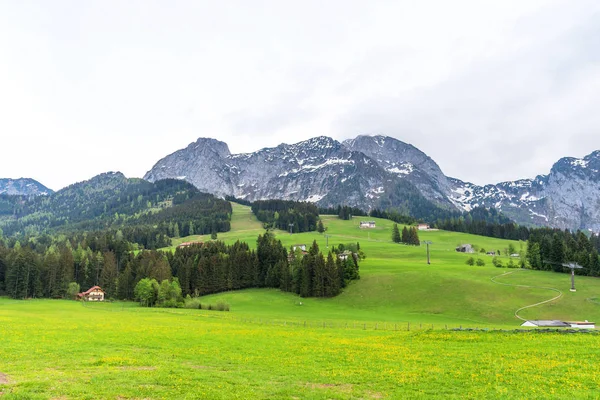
top-left (0, 178), bottom-right (53, 196)
top-left (144, 135), bottom-right (600, 231)
top-left (145, 136), bottom-right (393, 208)
top-left (0, 172), bottom-right (231, 239)
top-left (449, 151), bottom-right (600, 232)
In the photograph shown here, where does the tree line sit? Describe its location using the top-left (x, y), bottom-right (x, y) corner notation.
top-left (251, 200), bottom-right (319, 233)
top-left (392, 224), bottom-right (421, 245)
top-left (0, 231), bottom-right (360, 301)
top-left (526, 228), bottom-right (600, 276)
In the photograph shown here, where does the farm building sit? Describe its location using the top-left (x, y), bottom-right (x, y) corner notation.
top-left (520, 320), bottom-right (570, 327)
top-left (566, 321), bottom-right (596, 329)
top-left (359, 221), bottom-right (376, 229)
top-left (177, 241), bottom-right (204, 248)
top-left (417, 223), bottom-right (430, 230)
top-left (292, 244), bottom-right (307, 252)
top-left (455, 244), bottom-right (474, 253)
top-left (288, 249), bottom-right (308, 262)
top-left (78, 286), bottom-right (105, 302)
top-left (338, 250), bottom-right (353, 261)
top-left (521, 320), bottom-right (595, 329)
top-left (486, 251), bottom-right (496, 256)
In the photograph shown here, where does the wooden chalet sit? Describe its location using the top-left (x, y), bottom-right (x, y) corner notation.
top-left (359, 221), bottom-right (376, 229)
top-left (78, 286), bottom-right (105, 302)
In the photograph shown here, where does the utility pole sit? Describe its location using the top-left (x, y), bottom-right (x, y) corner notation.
top-left (288, 223), bottom-right (294, 235)
top-left (325, 234), bottom-right (330, 248)
top-left (422, 241), bottom-right (433, 265)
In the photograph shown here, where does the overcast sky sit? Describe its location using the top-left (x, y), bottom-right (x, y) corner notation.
top-left (1, 0), bottom-right (600, 191)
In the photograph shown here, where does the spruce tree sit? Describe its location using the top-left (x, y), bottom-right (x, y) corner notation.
top-left (317, 219), bottom-right (325, 234)
top-left (401, 226), bottom-right (409, 243)
top-left (392, 223), bottom-right (401, 243)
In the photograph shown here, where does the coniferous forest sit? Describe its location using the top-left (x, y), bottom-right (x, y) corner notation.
top-left (251, 200), bottom-right (319, 233)
top-left (0, 231), bottom-right (360, 301)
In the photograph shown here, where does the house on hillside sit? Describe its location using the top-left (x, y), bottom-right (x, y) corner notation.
top-left (359, 221), bottom-right (376, 229)
top-left (288, 250), bottom-right (308, 262)
top-left (417, 223), bottom-right (430, 230)
top-left (177, 241), bottom-right (204, 248)
top-left (338, 250), bottom-right (354, 261)
top-left (78, 286), bottom-right (105, 302)
top-left (292, 244), bottom-right (307, 252)
top-left (455, 244), bottom-right (474, 254)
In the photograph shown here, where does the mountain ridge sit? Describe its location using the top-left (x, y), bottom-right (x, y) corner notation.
top-left (0, 178), bottom-right (53, 196)
top-left (144, 134), bottom-right (600, 232)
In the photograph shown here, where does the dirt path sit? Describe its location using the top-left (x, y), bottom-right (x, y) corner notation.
top-left (0, 372), bottom-right (9, 384)
top-left (490, 270), bottom-right (563, 321)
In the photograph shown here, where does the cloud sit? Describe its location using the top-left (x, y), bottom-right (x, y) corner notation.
top-left (1, 0), bottom-right (599, 189)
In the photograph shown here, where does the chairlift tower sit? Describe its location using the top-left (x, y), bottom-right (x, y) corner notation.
top-left (563, 262), bottom-right (584, 292)
top-left (288, 223), bottom-right (294, 235)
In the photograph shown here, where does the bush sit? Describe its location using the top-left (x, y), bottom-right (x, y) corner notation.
top-left (476, 258), bottom-right (485, 266)
top-left (507, 259), bottom-right (518, 268)
top-left (492, 257), bottom-right (504, 268)
top-left (465, 257), bottom-right (475, 266)
top-left (184, 296), bottom-right (229, 311)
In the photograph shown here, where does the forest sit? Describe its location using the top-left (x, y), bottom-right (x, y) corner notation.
top-left (0, 176), bottom-right (232, 247)
top-left (0, 231), bottom-right (360, 301)
top-left (251, 200), bottom-right (319, 233)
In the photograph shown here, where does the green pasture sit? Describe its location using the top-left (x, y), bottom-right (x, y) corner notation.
top-left (1, 299), bottom-right (600, 399)
top-left (3, 203), bottom-right (600, 398)
top-left (167, 203), bottom-right (600, 327)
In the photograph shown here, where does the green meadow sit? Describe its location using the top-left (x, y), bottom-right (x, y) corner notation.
top-left (2, 202), bottom-right (600, 399)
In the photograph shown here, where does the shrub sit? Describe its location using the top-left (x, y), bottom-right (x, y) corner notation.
top-left (184, 295), bottom-right (202, 309)
top-left (476, 258), bottom-right (485, 266)
top-left (492, 257), bottom-right (504, 268)
top-left (465, 257), bottom-right (475, 266)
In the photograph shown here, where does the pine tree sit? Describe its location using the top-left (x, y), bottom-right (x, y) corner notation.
top-left (411, 227), bottom-right (420, 246)
top-left (401, 226), bottom-right (409, 243)
top-left (313, 253), bottom-right (326, 297)
top-left (317, 219), bottom-right (325, 234)
top-left (100, 251), bottom-right (118, 298)
top-left (324, 252), bottom-right (340, 297)
top-left (392, 223), bottom-right (401, 243)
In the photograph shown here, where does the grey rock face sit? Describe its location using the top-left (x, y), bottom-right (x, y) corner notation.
top-left (0, 178), bottom-right (53, 196)
top-left (449, 151), bottom-right (600, 231)
top-left (144, 134), bottom-right (600, 231)
top-left (145, 136), bottom-right (391, 209)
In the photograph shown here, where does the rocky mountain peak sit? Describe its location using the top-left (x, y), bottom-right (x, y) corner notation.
top-left (0, 178), bottom-right (53, 196)
top-left (186, 137), bottom-right (231, 158)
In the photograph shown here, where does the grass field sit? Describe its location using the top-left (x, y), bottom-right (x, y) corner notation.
top-left (3, 202), bottom-right (600, 398)
top-left (167, 203), bottom-right (600, 327)
top-left (1, 299), bottom-right (600, 399)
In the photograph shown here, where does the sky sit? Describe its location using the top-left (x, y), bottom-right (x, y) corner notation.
top-left (1, 0), bottom-right (600, 191)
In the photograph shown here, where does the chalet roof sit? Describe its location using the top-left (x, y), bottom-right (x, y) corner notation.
top-left (78, 286), bottom-right (104, 297)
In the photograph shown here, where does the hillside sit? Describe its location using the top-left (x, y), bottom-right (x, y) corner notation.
top-left (0, 173), bottom-right (232, 241)
top-left (166, 203), bottom-right (600, 327)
